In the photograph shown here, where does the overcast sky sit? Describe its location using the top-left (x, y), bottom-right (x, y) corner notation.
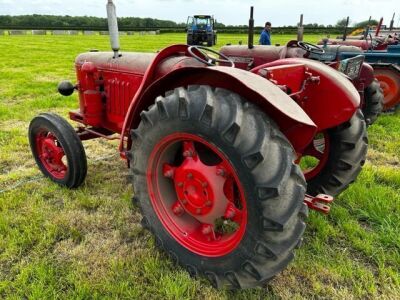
top-left (0, 0), bottom-right (399, 26)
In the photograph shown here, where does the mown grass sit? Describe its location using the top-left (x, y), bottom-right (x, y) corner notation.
top-left (0, 33), bottom-right (399, 299)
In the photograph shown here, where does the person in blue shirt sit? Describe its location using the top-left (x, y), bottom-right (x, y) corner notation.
top-left (259, 22), bottom-right (272, 45)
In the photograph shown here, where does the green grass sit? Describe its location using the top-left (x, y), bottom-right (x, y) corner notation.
top-left (0, 33), bottom-right (399, 299)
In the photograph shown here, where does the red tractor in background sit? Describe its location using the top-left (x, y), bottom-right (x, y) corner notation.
top-left (317, 16), bottom-right (400, 110)
top-left (320, 16), bottom-right (399, 51)
top-left (29, 1), bottom-right (368, 289)
top-left (220, 10), bottom-right (383, 125)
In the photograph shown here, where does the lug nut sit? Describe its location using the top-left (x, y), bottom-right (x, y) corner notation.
top-left (196, 208), bottom-right (202, 215)
top-left (177, 182), bottom-right (183, 187)
top-left (202, 182), bottom-right (208, 188)
top-left (187, 173), bottom-right (193, 179)
top-left (205, 200), bottom-right (212, 207)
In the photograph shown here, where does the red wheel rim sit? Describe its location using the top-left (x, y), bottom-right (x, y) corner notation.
top-left (298, 132), bottom-right (330, 181)
top-left (35, 130), bottom-right (67, 179)
top-left (147, 133), bottom-right (247, 257)
top-left (375, 69), bottom-right (400, 110)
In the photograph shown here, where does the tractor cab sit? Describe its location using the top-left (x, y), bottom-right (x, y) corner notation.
top-left (186, 15), bottom-right (217, 46)
top-left (187, 15), bottom-right (213, 32)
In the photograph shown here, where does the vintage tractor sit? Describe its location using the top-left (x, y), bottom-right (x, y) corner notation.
top-left (320, 17), bottom-right (399, 51)
top-left (29, 1), bottom-right (367, 289)
top-left (316, 17), bottom-right (400, 110)
top-left (186, 15), bottom-right (217, 46)
top-left (220, 9), bottom-right (383, 126)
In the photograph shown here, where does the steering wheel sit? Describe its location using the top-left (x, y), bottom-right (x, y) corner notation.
top-left (188, 46), bottom-right (235, 67)
top-left (297, 41), bottom-right (325, 54)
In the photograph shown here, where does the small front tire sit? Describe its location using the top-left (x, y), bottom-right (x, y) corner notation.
top-left (29, 113), bottom-right (87, 188)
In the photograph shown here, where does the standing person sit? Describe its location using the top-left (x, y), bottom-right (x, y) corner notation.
top-left (259, 22), bottom-right (272, 45)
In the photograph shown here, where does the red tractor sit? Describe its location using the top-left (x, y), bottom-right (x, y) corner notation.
top-left (220, 10), bottom-right (383, 125)
top-left (29, 1), bottom-right (367, 289)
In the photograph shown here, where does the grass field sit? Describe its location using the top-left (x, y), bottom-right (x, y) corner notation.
top-left (0, 33), bottom-right (399, 299)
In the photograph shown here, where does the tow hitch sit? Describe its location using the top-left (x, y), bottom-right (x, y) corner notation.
top-left (304, 194), bottom-right (334, 214)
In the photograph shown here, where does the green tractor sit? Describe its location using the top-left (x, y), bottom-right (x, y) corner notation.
top-left (186, 15), bottom-right (217, 46)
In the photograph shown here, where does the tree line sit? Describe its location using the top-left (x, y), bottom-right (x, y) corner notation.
top-left (0, 15), bottom-right (380, 30)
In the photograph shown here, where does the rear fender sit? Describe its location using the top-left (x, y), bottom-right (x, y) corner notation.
top-left (251, 58), bottom-right (360, 130)
top-left (120, 66), bottom-right (317, 154)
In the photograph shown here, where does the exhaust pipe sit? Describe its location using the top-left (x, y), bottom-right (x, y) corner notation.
top-left (107, 0), bottom-right (120, 58)
top-left (389, 13), bottom-right (395, 32)
top-left (342, 16), bottom-right (349, 41)
top-left (248, 6), bottom-right (254, 49)
top-left (375, 17), bottom-right (383, 36)
top-left (297, 14), bottom-right (304, 42)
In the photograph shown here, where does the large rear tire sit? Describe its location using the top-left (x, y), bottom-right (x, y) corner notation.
top-left (131, 86), bottom-right (308, 289)
top-left (363, 79), bottom-right (383, 125)
top-left (303, 110), bottom-right (368, 196)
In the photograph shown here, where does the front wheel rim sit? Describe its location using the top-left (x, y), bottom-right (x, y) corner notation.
top-left (35, 130), bottom-right (67, 179)
top-left (147, 133), bottom-right (247, 257)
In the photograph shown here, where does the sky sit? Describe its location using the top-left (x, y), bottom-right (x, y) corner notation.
top-left (0, 0), bottom-right (399, 27)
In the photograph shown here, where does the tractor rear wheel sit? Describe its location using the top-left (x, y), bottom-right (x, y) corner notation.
top-left (207, 35), bottom-right (213, 47)
top-left (301, 109), bottom-right (368, 197)
top-left (187, 34), bottom-right (194, 45)
top-left (131, 85), bottom-right (308, 289)
top-left (374, 67), bottom-right (400, 110)
top-left (29, 113), bottom-right (87, 188)
top-left (363, 79), bottom-right (383, 125)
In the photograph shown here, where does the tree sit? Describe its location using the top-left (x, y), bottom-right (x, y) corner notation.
top-left (336, 17), bottom-right (350, 28)
top-left (353, 19), bottom-right (379, 28)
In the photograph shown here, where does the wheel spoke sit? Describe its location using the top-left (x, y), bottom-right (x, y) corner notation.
top-left (182, 141), bottom-right (197, 158)
top-left (224, 202), bottom-right (243, 224)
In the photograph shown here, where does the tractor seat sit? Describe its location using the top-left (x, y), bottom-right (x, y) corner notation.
top-left (75, 52), bottom-right (156, 75)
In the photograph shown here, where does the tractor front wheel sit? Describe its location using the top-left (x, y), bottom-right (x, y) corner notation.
top-left (300, 109), bottom-right (368, 197)
top-left (131, 86), bottom-right (308, 289)
top-left (29, 113), bottom-right (87, 188)
top-left (363, 79), bottom-right (383, 125)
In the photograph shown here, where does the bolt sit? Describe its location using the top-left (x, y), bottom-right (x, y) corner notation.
top-left (196, 208), bottom-right (202, 215)
top-left (201, 224), bottom-right (213, 235)
top-left (181, 199), bottom-right (188, 204)
top-left (177, 182), bottom-right (183, 187)
top-left (162, 164), bottom-right (175, 178)
top-left (172, 202), bottom-right (184, 216)
top-left (205, 200), bottom-right (212, 207)
top-left (183, 150), bottom-right (193, 157)
top-left (202, 182), bottom-right (208, 188)
top-left (216, 168), bottom-right (225, 177)
top-left (187, 173), bottom-right (193, 179)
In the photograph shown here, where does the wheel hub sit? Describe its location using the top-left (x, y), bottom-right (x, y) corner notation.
top-left (148, 134), bottom-right (247, 257)
top-left (163, 141), bottom-right (230, 224)
top-left (36, 132), bottom-right (67, 179)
